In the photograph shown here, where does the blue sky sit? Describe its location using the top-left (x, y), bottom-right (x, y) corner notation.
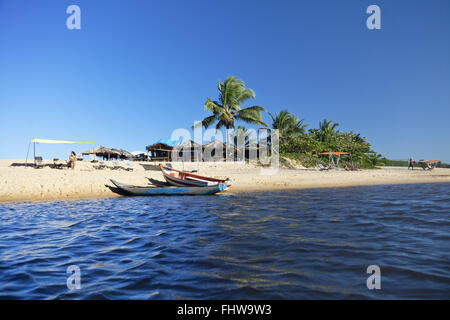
top-left (0, 0), bottom-right (449, 162)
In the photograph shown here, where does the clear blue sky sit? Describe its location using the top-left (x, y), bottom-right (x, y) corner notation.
top-left (1, 0), bottom-right (449, 161)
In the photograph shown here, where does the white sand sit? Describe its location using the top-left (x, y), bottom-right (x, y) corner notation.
top-left (1, 159), bottom-right (449, 203)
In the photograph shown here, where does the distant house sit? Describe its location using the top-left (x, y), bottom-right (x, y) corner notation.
top-left (145, 138), bottom-right (264, 162)
top-left (145, 139), bottom-right (181, 161)
top-left (82, 146), bottom-right (134, 161)
top-left (131, 151), bottom-right (151, 161)
top-left (202, 139), bottom-right (226, 161)
top-left (145, 139), bottom-right (202, 162)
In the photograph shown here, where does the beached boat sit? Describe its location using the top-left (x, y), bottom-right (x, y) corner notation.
top-left (159, 164), bottom-right (232, 192)
top-left (110, 179), bottom-right (226, 196)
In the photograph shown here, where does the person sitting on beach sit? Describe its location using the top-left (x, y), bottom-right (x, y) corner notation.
top-left (408, 157), bottom-right (414, 170)
top-left (69, 151), bottom-right (76, 170)
top-left (423, 162), bottom-right (434, 171)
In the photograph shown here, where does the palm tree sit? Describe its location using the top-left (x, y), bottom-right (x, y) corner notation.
top-left (317, 119), bottom-right (339, 143)
top-left (269, 110), bottom-right (308, 143)
top-left (199, 76), bottom-right (267, 146)
top-left (231, 126), bottom-right (257, 148)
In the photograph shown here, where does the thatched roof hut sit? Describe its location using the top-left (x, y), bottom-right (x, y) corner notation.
top-left (82, 146), bottom-right (104, 155)
top-left (202, 140), bottom-right (226, 161)
top-left (119, 149), bottom-right (134, 159)
top-left (172, 140), bottom-right (202, 162)
top-left (146, 139), bottom-right (181, 151)
top-left (202, 139), bottom-right (225, 150)
top-left (175, 140), bottom-right (202, 150)
top-left (146, 142), bottom-right (173, 161)
top-left (82, 146), bottom-right (116, 157)
top-left (145, 142), bottom-right (173, 153)
top-left (146, 139), bottom-right (205, 162)
top-left (82, 146), bottom-right (134, 160)
top-left (110, 148), bottom-right (134, 159)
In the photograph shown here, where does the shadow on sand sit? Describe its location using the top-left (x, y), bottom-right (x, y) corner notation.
top-left (9, 162), bottom-right (33, 167)
top-left (105, 184), bottom-right (131, 196)
top-left (105, 178), bottom-right (169, 197)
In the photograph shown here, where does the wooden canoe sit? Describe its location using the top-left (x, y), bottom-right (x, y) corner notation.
top-left (110, 179), bottom-right (226, 196)
top-left (159, 164), bottom-right (232, 193)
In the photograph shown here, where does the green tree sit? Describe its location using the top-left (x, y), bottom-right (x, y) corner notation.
top-left (230, 126), bottom-right (256, 148)
top-left (200, 76), bottom-right (267, 145)
top-left (269, 110), bottom-right (308, 144)
top-left (312, 119), bottom-right (339, 143)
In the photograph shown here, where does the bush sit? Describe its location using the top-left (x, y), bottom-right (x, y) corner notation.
top-left (275, 119), bottom-right (386, 169)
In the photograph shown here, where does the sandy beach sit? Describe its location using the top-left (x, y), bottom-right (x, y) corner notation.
top-left (0, 159), bottom-right (449, 203)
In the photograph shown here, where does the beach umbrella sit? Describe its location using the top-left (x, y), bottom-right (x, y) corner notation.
top-left (319, 151), bottom-right (350, 168)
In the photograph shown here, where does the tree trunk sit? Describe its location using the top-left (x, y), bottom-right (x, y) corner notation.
top-left (226, 127), bottom-right (232, 162)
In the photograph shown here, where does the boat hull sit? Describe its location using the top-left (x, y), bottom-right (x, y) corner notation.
top-left (110, 179), bottom-right (225, 196)
top-left (160, 164), bottom-right (232, 193)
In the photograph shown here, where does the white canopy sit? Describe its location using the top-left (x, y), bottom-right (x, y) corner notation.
top-left (131, 151), bottom-right (148, 156)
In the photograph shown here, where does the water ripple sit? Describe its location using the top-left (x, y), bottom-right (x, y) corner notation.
top-left (0, 182), bottom-right (449, 299)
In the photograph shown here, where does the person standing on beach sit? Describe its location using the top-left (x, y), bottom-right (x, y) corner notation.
top-left (408, 157), bottom-right (414, 170)
top-left (69, 151), bottom-right (77, 170)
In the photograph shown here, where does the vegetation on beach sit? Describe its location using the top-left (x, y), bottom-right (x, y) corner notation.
top-left (269, 110), bottom-right (308, 144)
top-left (199, 76), bottom-right (448, 169)
top-left (274, 117), bottom-right (450, 169)
top-left (274, 113), bottom-right (382, 168)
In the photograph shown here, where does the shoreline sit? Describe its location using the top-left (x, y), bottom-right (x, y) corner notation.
top-left (1, 180), bottom-right (449, 205)
top-left (1, 159), bottom-right (450, 203)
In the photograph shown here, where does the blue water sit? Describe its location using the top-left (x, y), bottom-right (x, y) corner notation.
top-left (0, 183), bottom-right (449, 299)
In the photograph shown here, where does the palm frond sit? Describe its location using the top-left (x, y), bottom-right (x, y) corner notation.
top-left (204, 98), bottom-right (222, 112)
top-left (235, 113), bottom-right (268, 127)
top-left (231, 89), bottom-right (256, 108)
top-left (199, 114), bottom-right (218, 129)
top-left (200, 76), bottom-right (266, 143)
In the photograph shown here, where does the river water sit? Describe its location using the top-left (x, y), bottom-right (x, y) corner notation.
top-left (0, 183), bottom-right (449, 299)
